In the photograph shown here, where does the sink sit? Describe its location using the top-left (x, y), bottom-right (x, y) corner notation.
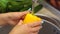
top-left (35, 14), bottom-right (60, 34)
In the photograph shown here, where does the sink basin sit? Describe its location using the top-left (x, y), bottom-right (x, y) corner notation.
top-left (35, 14), bottom-right (60, 34)
top-left (39, 20), bottom-right (60, 34)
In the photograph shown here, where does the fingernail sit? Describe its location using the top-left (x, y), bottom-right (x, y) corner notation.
top-left (18, 20), bottom-right (23, 25)
top-left (41, 20), bottom-right (44, 24)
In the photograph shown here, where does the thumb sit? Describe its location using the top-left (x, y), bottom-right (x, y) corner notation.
top-left (17, 20), bottom-right (23, 26)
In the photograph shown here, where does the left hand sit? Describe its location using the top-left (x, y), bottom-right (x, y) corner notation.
top-left (9, 20), bottom-right (42, 34)
top-left (0, 11), bottom-right (29, 26)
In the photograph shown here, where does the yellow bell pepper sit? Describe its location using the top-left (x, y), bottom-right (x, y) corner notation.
top-left (23, 13), bottom-right (42, 24)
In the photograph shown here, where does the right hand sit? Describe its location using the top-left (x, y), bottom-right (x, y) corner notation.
top-left (9, 20), bottom-right (42, 34)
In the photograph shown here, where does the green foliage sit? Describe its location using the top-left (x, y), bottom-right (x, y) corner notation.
top-left (0, 0), bottom-right (8, 13)
top-left (0, 0), bottom-right (42, 13)
top-left (7, 0), bottom-right (32, 12)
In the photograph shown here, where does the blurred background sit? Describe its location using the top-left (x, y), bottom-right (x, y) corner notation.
top-left (0, 0), bottom-right (43, 13)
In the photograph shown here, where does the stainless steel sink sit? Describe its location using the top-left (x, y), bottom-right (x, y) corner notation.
top-left (35, 14), bottom-right (60, 34)
top-left (39, 21), bottom-right (60, 34)
top-left (38, 0), bottom-right (60, 19)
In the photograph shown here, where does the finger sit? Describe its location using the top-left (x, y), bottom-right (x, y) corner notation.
top-left (28, 21), bottom-right (42, 27)
top-left (31, 26), bottom-right (42, 32)
top-left (19, 11), bottom-right (30, 20)
top-left (31, 32), bottom-right (38, 34)
top-left (17, 20), bottom-right (23, 26)
top-left (20, 11), bottom-right (32, 20)
top-left (8, 20), bottom-right (16, 26)
top-left (6, 11), bottom-right (30, 20)
top-left (20, 11), bottom-right (29, 15)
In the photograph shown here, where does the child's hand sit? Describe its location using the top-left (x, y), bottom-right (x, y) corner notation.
top-left (9, 20), bottom-right (42, 34)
